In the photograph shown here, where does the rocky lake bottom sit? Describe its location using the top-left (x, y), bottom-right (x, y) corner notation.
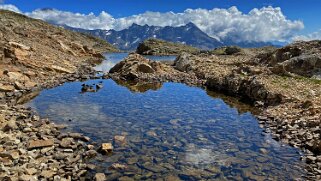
top-left (25, 53), bottom-right (307, 180)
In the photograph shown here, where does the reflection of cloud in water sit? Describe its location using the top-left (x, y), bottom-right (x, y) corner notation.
top-left (94, 61), bottom-right (116, 73)
top-left (45, 102), bottom-right (108, 123)
top-left (264, 133), bottom-right (282, 149)
top-left (185, 144), bottom-right (231, 166)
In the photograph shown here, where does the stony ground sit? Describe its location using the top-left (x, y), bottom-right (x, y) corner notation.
top-left (0, 10), bottom-right (118, 104)
top-left (136, 38), bottom-right (200, 55)
top-left (110, 41), bottom-right (321, 180)
top-left (0, 10), bottom-right (118, 180)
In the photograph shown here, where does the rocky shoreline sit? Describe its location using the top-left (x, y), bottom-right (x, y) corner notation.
top-left (0, 10), bottom-right (120, 180)
top-left (108, 41), bottom-right (321, 179)
top-left (0, 64), bottom-right (112, 180)
top-left (0, 58), bottom-right (121, 180)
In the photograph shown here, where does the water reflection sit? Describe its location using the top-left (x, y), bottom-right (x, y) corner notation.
top-left (114, 80), bottom-right (163, 93)
top-left (143, 55), bottom-right (176, 62)
top-left (94, 53), bottom-right (128, 73)
top-left (206, 90), bottom-right (260, 115)
top-left (27, 79), bottom-right (306, 180)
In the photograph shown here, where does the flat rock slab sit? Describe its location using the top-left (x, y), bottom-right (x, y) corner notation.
top-left (27, 139), bottom-right (54, 150)
top-left (0, 84), bottom-right (15, 92)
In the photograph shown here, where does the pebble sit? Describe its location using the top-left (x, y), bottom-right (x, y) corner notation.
top-left (95, 173), bottom-right (106, 181)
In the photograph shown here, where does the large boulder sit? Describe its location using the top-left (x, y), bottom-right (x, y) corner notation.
top-left (271, 54), bottom-right (321, 76)
top-left (109, 53), bottom-right (169, 80)
top-left (174, 53), bottom-right (194, 72)
top-left (257, 40), bottom-right (321, 77)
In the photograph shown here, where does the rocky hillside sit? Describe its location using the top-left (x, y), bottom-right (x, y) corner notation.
top-left (255, 40), bottom-right (321, 78)
top-left (136, 38), bottom-right (200, 55)
top-left (0, 10), bottom-right (118, 103)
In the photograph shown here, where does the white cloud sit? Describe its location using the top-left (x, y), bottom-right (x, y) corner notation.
top-left (0, 4), bottom-right (21, 13)
top-left (292, 29), bottom-right (321, 41)
top-left (0, 4), bottom-right (304, 42)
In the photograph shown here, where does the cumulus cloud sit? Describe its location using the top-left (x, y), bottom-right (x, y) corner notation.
top-left (0, 4), bottom-right (21, 13)
top-left (0, 4), bottom-right (304, 42)
top-left (292, 30), bottom-right (321, 41)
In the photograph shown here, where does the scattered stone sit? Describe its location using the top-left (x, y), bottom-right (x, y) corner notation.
top-left (99, 143), bottom-right (113, 154)
top-left (87, 144), bottom-right (95, 150)
top-left (114, 135), bottom-right (126, 144)
top-left (165, 175), bottom-right (181, 181)
top-left (259, 148), bottom-right (268, 154)
top-left (27, 139), bottom-right (54, 150)
top-left (41, 170), bottom-right (55, 178)
top-left (81, 84), bottom-right (95, 92)
top-left (77, 170), bottom-right (87, 177)
top-left (51, 65), bottom-right (75, 74)
top-left (2, 119), bottom-right (18, 132)
top-left (96, 83), bottom-right (103, 89)
top-left (25, 168), bottom-right (38, 175)
top-left (95, 173), bottom-right (106, 181)
top-left (109, 163), bottom-right (127, 170)
top-left (60, 138), bottom-right (73, 148)
top-left (19, 175), bottom-right (38, 181)
top-left (85, 150), bottom-right (97, 158)
top-left (307, 156), bottom-right (317, 163)
top-left (0, 84), bottom-right (15, 92)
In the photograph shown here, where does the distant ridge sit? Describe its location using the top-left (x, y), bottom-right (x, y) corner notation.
top-left (63, 23), bottom-right (274, 50)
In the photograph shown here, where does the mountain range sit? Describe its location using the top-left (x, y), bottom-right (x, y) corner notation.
top-left (63, 22), bottom-right (273, 51)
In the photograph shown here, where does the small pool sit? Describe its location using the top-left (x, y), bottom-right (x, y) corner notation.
top-left (27, 75), bottom-right (306, 180)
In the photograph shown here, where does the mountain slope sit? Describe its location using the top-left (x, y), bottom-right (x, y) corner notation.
top-left (0, 10), bottom-right (118, 98)
top-left (64, 23), bottom-right (224, 50)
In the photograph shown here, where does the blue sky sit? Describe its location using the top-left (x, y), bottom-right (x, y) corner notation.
top-left (1, 0), bottom-right (321, 42)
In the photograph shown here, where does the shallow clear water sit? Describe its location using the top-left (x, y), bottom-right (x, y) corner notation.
top-left (94, 53), bottom-right (176, 73)
top-left (27, 77), bottom-right (306, 180)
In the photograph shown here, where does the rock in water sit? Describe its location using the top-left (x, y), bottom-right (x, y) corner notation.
top-left (96, 83), bottom-right (103, 89)
top-left (114, 135), bottom-right (126, 145)
top-left (99, 143), bottom-right (113, 154)
top-left (81, 84), bottom-right (96, 92)
top-left (95, 173), bottom-right (106, 181)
